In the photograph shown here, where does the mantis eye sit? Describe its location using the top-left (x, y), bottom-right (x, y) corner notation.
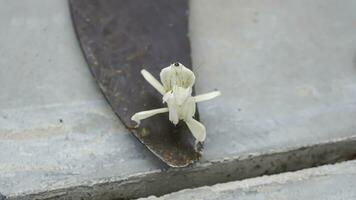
top-left (174, 62), bottom-right (180, 67)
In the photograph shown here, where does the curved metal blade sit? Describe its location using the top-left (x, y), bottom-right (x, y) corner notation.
top-left (69, 0), bottom-right (201, 167)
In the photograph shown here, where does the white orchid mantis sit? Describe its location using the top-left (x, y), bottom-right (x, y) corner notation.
top-left (131, 62), bottom-right (221, 145)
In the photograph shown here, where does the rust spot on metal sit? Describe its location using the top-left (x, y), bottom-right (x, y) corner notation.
top-left (140, 128), bottom-right (150, 137)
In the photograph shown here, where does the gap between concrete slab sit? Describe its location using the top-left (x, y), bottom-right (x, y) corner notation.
top-left (10, 136), bottom-right (356, 200)
top-left (140, 159), bottom-right (356, 200)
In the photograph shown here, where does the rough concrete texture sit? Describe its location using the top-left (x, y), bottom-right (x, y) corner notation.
top-left (142, 160), bottom-right (356, 200)
top-left (190, 0), bottom-right (356, 160)
top-left (0, 0), bottom-right (356, 199)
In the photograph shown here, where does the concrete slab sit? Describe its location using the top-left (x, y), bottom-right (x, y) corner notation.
top-left (190, 0), bottom-right (356, 160)
top-left (142, 160), bottom-right (356, 200)
top-left (0, 0), bottom-right (163, 198)
top-left (0, 0), bottom-right (356, 199)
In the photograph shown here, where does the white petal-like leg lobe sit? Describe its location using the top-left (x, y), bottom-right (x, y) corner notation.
top-left (182, 96), bottom-right (196, 120)
top-left (194, 91), bottom-right (221, 103)
top-left (185, 118), bottom-right (206, 142)
top-left (163, 92), bottom-right (179, 125)
top-left (131, 108), bottom-right (169, 126)
top-left (141, 69), bottom-right (166, 95)
top-left (168, 105), bottom-right (179, 125)
top-left (172, 86), bottom-right (192, 105)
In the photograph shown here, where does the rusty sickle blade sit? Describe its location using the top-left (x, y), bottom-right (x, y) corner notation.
top-left (69, 0), bottom-right (201, 167)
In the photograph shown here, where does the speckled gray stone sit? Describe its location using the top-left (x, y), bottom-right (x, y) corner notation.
top-left (141, 160), bottom-right (356, 200)
top-left (1, 0), bottom-right (356, 199)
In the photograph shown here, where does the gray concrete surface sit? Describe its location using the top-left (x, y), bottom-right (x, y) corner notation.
top-left (190, 0), bottom-right (356, 159)
top-left (0, 0), bottom-right (162, 198)
top-left (0, 0), bottom-right (356, 199)
top-left (142, 160), bottom-right (356, 200)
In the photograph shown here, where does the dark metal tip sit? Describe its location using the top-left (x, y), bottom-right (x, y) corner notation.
top-left (174, 62), bottom-right (180, 67)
